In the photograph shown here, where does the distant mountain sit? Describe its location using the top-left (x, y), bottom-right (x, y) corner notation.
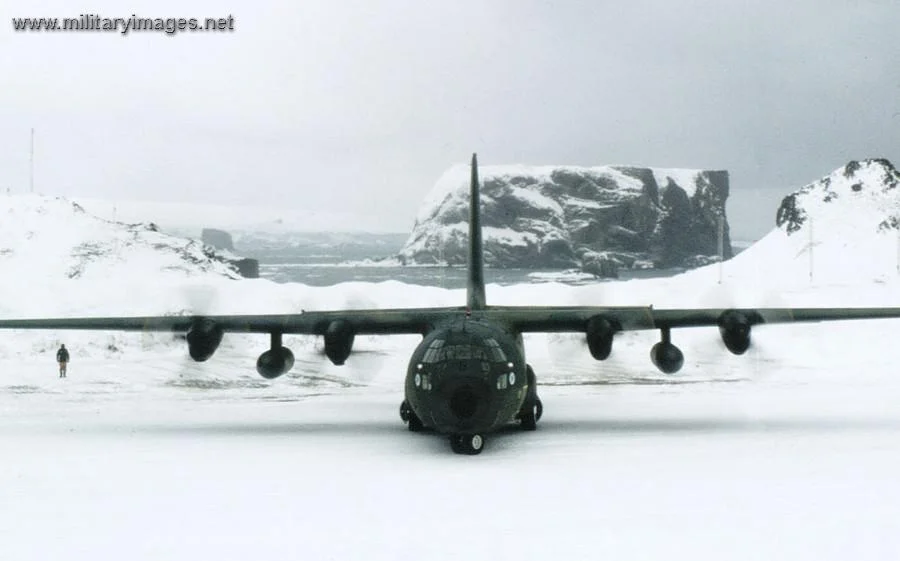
top-left (70, 197), bottom-right (410, 265)
top-left (72, 197), bottom-right (402, 236)
top-left (397, 163), bottom-right (732, 275)
top-left (231, 231), bottom-right (409, 264)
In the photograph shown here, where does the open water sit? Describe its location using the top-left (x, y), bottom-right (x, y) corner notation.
top-left (256, 259), bottom-right (684, 288)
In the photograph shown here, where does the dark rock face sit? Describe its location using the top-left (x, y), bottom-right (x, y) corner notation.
top-left (233, 258), bottom-right (259, 279)
top-left (201, 228), bottom-right (234, 251)
top-left (199, 228), bottom-right (259, 278)
top-left (399, 164), bottom-right (732, 274)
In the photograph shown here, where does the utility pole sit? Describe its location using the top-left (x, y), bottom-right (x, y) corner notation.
top-left (808, 217), bottom-right (814, 284)
top-left (29, 128), bottom-right (35, 193)
top-left (717, 214), bottom-right (724, 285)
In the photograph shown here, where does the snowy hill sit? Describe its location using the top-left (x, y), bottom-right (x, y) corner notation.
top-left (0, 195), bottom-right (243, 285)
top-left (0, 194), bottom-right (266, 359)
top-left (397, 162), bottom-right (731, 272)
top-left (775, 158), bottom-right (900, 236)
top-left (653, 158), bottom-right (900, 301)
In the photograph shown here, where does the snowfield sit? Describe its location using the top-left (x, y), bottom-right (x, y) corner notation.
top-left (4, 276), bottom-right (900, 560)
top-left (3, 321), bottom-right (900, 561)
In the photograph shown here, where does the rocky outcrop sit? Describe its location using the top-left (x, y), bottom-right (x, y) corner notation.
top-left (201, 228), bottom-right (235, 251)
top-left (398, 163), bottom-right (732, 275)
top-left (776, 158), bottom-right (900, 235)
top-left (198, 228), bottom-right (261, 278)
top-left (233, 258), bottom-right (259, 279)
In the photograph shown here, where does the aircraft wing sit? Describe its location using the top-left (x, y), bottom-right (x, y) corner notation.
top-left (0, 307), bottom-right (465, 336)
top-left (484, 304), bottom-right (900, 369)
top-left (486, 305), bottom-right (900, 332)
top-left (3, 304), bottom-right (900, 374)
top-left (3, 305), bottom-right (900, 335)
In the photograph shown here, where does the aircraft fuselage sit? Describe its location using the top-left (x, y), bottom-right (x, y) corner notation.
top-left (405, 316), bottom-right (528, 436)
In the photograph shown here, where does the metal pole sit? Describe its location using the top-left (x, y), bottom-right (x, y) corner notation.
top-left (809, 218), bottom-right (814, 284)
top-left (29, 128), bottom-right (34, 193)
top-left (717, 215), bottom-right (724, 284)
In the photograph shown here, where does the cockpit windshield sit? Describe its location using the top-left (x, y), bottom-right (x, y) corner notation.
top-left (421, 337), bottom-right (507, 364)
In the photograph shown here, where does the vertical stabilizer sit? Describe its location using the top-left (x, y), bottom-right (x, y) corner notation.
top-left (467, 153), bottom-right (486, 310)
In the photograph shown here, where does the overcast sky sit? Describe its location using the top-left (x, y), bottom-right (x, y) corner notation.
top-left (1, 0), bottom-right (898, 239)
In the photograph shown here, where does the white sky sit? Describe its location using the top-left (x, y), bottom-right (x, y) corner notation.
top-left (1, 0), bottom-right (898, 239)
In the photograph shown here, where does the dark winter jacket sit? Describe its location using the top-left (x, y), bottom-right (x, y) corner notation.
top-left (56, 348), bottom-right (69, 362)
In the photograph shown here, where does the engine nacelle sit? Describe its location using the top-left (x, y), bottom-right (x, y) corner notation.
top-left (324, 320), bottom-right (355, 365)
top-left (650, 342), bottom-right (684, 374)
top-left (256, 347), bottom-right (295, 379)
top-left (586, 316), bottom-right (617, 360)
top-left (718, 310), bottom-right (752, 355)
top-left (186, 319), bottom-right (224, 362)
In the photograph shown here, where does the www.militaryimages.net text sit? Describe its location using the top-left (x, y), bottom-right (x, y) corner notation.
top-left (12, 14), bottom-right (235, 36)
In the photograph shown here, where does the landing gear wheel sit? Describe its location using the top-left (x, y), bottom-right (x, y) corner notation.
top-left (401, 400), bottom-right (423, 432)
top-left (399, 400), bottom-right (411, 422)
top-left (450, 433), bottom-right (484, 455)
top-left (520, 398), bottom-right (543, 431)
top-left (408, 411), bottom-right (423, 432)
top-left (519, 364), bottom-right (543, 430)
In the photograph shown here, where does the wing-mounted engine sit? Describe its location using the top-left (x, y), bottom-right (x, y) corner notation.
top-left (650, 326), bottom-right (684, 374)
top-left (718, 309), bottom-right (759, 355)
top-left (186, 318), bottom-right (224, 362)
top-left (585, 316), bottom-right (619, 360)
top-left (324, 320), bottom-right (355, 365)
top-left (256, 332), bottom-right (295, 379)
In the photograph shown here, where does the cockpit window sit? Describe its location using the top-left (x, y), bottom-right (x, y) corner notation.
top-left (484, 338), bottom-right (507, 361)
top-left (442, 345), bottom-right (489, 360)
top-left (423, 339), bottom-right (503, 364)
top-left (423, 339), bottom-right (445, 363)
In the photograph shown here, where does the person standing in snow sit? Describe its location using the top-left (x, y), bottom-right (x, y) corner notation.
top-left (56, 344), bottom-right (69, 378)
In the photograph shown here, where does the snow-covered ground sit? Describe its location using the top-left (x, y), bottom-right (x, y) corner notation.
top-left (4, 263), bottom-right (900, 560)
top-left (3, 313), bottom-right (900, 561)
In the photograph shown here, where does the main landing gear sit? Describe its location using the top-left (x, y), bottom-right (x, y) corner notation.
top-left (399, 400), bottom-right (423, 432)
top-left (518, 364), bottom-right (543, 431)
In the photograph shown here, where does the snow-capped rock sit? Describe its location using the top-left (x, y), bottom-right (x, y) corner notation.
top-left (397, 163), bottom-right (732, 273)
top-left (776, 158), bottom-right (900, 236)
top-left (674, 158), bottom-right (900, 292)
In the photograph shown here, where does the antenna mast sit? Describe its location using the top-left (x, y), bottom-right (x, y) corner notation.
top-left (717, 214), bottom-right (724, 284)
top-left (29, 128), bottom-right (35, 193)
top-left (808, 217), bottom-right (814, 284)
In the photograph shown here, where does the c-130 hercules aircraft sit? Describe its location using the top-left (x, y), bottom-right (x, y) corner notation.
top-left (5, 154), bottom-right (900, 454)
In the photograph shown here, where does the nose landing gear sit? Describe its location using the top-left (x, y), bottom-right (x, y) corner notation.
top-left (450, 433), bottom-right (484, 455)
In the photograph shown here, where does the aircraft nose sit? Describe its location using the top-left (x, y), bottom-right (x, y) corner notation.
top-left (447, 381), bottom-right (488, 421)
top-left (449, 385), bottom-right (480, 419)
